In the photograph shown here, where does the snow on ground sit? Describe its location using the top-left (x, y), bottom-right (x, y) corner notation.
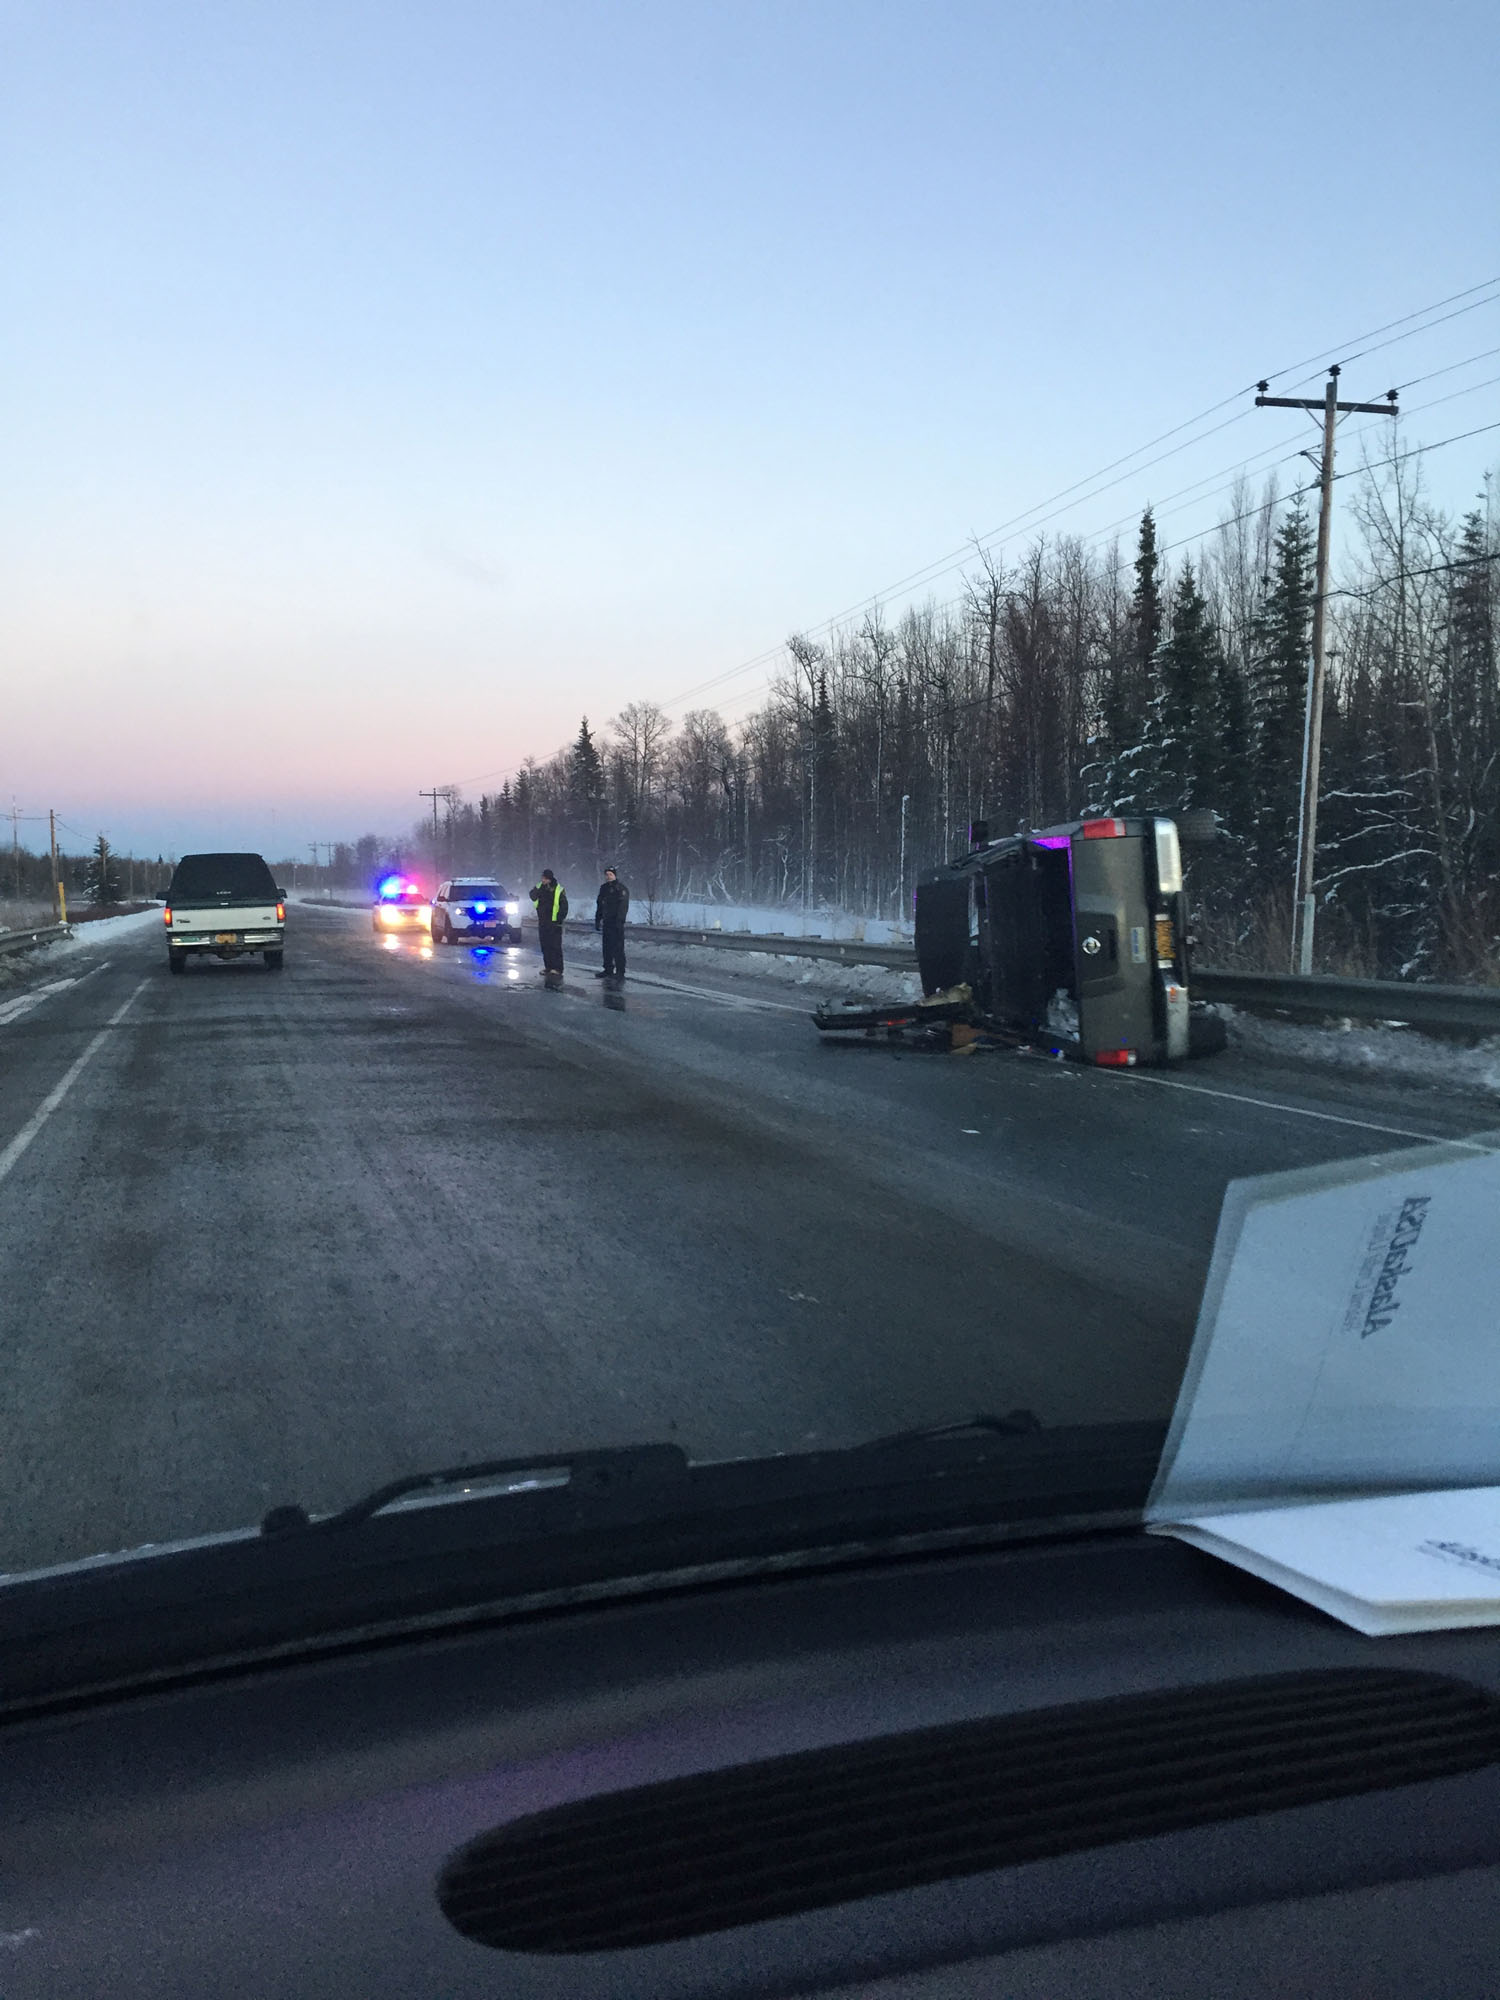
top-left (628, 937), bottom-right (922, 1008)
top-left (1217, 1005), bottom-right (1500, 1101)
top-left (0, 908), bottom-right (163, 992)
top-left (628, 897), bottom-right (912, 945)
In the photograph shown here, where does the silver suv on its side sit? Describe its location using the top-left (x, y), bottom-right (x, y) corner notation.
top-left (430, 878), bottom-right (522, 947)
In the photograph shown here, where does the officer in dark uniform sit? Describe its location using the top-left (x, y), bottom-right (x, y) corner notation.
top-left (529, 869), bottom-right (568, 976)
top-left (594, 867), bottom-right (630, 980)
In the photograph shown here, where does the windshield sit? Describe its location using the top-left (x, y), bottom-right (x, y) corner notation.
top-left (1, 6), bottom-right (1495, 1653)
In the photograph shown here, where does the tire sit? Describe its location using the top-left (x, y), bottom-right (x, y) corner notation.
top-left (168, 952), bottom-right (184, 975)
top-left (264, 950), bottom-right (285, 970)
top-left (432, 915), bottom-right (448, 946)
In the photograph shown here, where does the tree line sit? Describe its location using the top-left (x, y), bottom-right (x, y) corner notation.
top-left (358, 445), bottom-right (1498, 978)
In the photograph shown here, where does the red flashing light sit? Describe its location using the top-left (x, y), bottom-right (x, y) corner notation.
top-left (1094, 1048), bottom-right (1137, 1068)
top-left (1081, 817), bottom-right (1127, 839)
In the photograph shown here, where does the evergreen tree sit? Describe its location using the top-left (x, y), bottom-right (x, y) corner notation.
top-left (1212, 651), bottom-right (1255, 843)
top-left (1155, 562), bottom-right (1222, 810)
top-left (568, 717), bottom-right (606, 864)
top-left (87, 833), bottom-right (121, 906)
top-left (1249, 504), bottom-right (1314, 866)
top-left (1098, 508), bottom-right (1163, 809)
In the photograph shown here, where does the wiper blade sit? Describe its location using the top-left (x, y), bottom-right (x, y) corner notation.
top-left (854, 1411), bottom-right (1042, 1452)
top-left (261, 1442), bottom-right (689, 1537)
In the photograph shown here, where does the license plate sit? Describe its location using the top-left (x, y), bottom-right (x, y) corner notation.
top-left (215, 931), bottom-right (237, 944)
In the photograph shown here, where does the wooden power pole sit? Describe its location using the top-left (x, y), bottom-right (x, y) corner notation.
top-left (1256, 367), bottom-right (1399, 973)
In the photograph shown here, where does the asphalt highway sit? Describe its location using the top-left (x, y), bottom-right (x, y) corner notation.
top-left (0, 906), bottom-right (1491, 1573)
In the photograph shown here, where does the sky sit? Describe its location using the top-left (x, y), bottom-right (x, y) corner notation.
top-left (2, 0), bottom-right (1497, 861)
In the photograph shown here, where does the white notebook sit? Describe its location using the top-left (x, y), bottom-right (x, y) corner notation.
top-left (1146, 1134), bottom-right (1500, 1635)
top-left (1154, 1486), bottom-right (1500, 1637)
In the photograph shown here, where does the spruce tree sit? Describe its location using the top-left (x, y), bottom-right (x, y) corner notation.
top-left (1099, 508), bottom-right (1163, 809)
top-left (1156, 562), bottom-right (1222, 810)
top-left (1249, 504), bottom-right (1315, 866)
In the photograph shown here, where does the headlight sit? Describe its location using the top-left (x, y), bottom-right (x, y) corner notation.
top-left (378, 905), bottom-right (397, 925)
top-left (504, 900), bottom-right (520, 917)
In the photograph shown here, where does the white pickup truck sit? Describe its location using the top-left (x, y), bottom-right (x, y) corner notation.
top-left (164, 852), bottom-right (287, 973)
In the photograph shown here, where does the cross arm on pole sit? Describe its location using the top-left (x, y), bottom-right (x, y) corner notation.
top-left (1254, 393), bottom-right (1400, 414)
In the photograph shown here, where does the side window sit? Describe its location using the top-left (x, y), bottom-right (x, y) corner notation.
top-left (436, 883), bottom-right (449, 902)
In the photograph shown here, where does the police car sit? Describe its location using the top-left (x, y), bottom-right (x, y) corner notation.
top-left (371, 876), bottom-right (432, 933)
top-left (430, 877), bottom-right (523, 946)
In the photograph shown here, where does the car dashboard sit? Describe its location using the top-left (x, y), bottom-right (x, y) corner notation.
top-left (3, 1526), bottom-right (1500, 1997)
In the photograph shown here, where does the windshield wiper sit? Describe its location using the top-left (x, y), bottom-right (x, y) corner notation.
top-left (854, 1411), bottom-right (1042, 1451)
top-left (262, 1420), bottom-right (1044, 1539)
top-left (261, 1442), bottom-right (690, 1537)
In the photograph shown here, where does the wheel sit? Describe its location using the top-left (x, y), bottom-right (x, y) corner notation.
top-left (432, 914), bottom-right (448, 945)
top-left (168, 952), bottom-right (184, 975)
top-left (264, 950), bottom-right (285, 970)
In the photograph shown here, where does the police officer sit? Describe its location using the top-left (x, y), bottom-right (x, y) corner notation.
top-left (529, 869), bottom-right (568, 977)
top-left (594, 866), bottom-right (630, 979)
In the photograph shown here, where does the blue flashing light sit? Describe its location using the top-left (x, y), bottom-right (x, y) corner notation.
top-left (377, 874), bottom-right (405, 901)
top-left (472, 901), bottom-right (488, 913)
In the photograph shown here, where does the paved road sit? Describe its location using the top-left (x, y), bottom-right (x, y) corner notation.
top-left (0, 908), bottom-right (1490, 1573)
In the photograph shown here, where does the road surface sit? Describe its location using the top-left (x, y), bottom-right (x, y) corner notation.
top-left (0, 907), bottom-right (1489, 1572)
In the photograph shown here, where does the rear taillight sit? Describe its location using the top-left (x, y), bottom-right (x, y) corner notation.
top-left (1095, 1048), bottom-right (1137, 1067)
top-left (163, 905), bottom-right (172, 925)
top-left (276, 901), bottom-right (285, 922)
top-left (1081, 817), bottom-right (1126, 839)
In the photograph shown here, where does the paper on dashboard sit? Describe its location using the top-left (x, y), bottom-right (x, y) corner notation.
top-left (1147, 1131), bottom-right (1500, 1521)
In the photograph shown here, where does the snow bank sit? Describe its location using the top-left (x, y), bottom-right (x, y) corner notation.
top-left (53, 908), bottom-right (165, 953)
top-left (626, 936), bottom-right (922, 1007)
top-left (1220, 1006), bottom-right (1500, 1100)
top-left (628, 897), bottom-right (912, 946)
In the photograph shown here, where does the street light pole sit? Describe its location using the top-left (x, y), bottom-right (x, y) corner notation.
top-left (898, 793), bottom-right (910, 923)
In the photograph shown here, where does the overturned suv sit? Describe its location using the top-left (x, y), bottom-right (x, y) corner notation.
top-left (430, 878), bottom-right (522, 947)
top-left (165, 853), bottom-right (286, 972)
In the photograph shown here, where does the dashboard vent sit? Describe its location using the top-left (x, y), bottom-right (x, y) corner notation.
top-left (437, 1668), bottom-right (1500, 1953)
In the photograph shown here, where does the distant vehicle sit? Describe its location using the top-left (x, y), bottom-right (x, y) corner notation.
top-left (163, 852), bottom-right (285, 973)
top-left (372, 876), bottom-right (432, 934)
top-left (430, 877), bottom-right (522, 947)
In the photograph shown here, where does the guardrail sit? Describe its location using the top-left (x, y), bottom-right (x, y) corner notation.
top-left (619, 923), bottom-right (915, 969)
top-left (0, 924), bottom-right (70, 959)
top-left (622, 926), bottom-right (1500, 1034)
top-left (299, 896), bottom-right (1500, 1034)
top-left (1190, 967), bottom-right (1500, 1034)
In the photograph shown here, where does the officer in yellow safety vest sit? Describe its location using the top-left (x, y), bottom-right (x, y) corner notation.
top-left (529, 870), bottom-right (569, 977)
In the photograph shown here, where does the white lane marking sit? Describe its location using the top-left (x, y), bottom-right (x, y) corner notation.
top-left (1120, 1066), bottom-right (1496, 1152)
top-left (0, 977), bottom-right (150, 1188)
top-left (0, 961), bottom-right (106, 1028)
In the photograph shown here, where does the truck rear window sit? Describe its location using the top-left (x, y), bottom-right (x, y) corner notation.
top-left (168, 853), bottom-right (279, 902)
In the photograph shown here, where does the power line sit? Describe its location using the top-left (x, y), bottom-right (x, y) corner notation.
top-left (655, 282), bottom-right (1500, 719)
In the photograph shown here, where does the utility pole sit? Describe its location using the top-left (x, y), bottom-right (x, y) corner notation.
top-left (49, 810), bottom-right (61, 922)
top-left (1256, 367), bottom-right (1399, 973)
top-left (419, 787), bottom-right (444, 872)
top-left (9, 801), bottom-right (19, 903)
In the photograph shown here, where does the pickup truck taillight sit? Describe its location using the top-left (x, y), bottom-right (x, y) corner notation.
top-left (276, 901), bottom-right (286, 923)
top-left (163, 905), bottom-right (172, 926)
